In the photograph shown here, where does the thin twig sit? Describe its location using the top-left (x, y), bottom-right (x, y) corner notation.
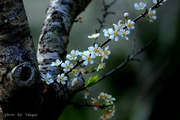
top-left (100, 39), bottom-right (111, 48)
top-left (66, 0), bottom-right (164, 76)
top-left (95, 38), bottom-right (156, 84)
top-left (69, 102), bottom-right (112, 109)
top-left (99, 0), bottom-right (117, 32)
top-left (95, 0), bottom-right (117, 38)
top-left (69, 102), bottom-right (94, 108)
top-left (76, 0), bottom-right (117, 75)
top-left (132, 25), bottom-right (139, 55)
top-left (66, 38), bottom-right (111, 75)
top-left (133, 0), bottom-right (164, 23)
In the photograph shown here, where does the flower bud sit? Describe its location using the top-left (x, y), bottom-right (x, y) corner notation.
top-left (119, 20), bottom-right (123, 24)
top-left (148, 19), bottom-right (153, 23)
top-left (124, 12), bottom-right (129, 19)
top-left (77, 16), bottom-right (83, 23)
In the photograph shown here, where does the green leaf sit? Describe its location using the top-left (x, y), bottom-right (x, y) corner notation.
top-left (85, 75), bottom-right (99, 87)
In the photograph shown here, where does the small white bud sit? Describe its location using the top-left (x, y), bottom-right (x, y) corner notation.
top-left (119, 20), bottom-right (123, 24)
top-left (124, 12), bottom-right (129, 19)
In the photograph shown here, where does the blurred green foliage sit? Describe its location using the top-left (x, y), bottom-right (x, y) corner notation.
top-left (24, 0), bottom-right (180, 120)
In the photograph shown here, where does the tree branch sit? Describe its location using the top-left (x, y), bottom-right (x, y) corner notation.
top-left (96, 0), bottom-right (117, 33)
top-left (132, 25), bottom-right (139, 55)
top-left (133, 0), bottom-right (164, 23)
top-left (0, 0), bottom-right (40, 120)
top-left (67, 0), bottom-right (165, 76)
top-left (37, 0), bottom-right (91, 88)
top-left (36, 0), bottom-right (92, 119)
top-left (96, 38), bottom-right (156, 84)
top-left (69, 102), bottom-right (110, 109)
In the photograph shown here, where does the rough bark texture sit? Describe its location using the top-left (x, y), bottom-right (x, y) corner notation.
top-left (0, 0), bottom-right (91, 120)
top-left (0, 0), bottom-right (40, 120)
top-left (37, 0), bottom-right (91, 119)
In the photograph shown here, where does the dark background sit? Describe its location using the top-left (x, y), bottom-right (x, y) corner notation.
top-left (24, 0), bottom-right (180, 120)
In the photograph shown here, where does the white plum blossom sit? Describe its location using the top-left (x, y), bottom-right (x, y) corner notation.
top-left (71, 69), bottom-right (79, 76)
top-left (109, 29), bottom-right (120, 41)
top-left (120, 29), bottom-right (130, 40)
top-left (78, 51), bottom-right (83, 56)
top-left (84, 91), bottom-right (89, 99)
top-left (98, 92), bottom-right (105, 99)
top-left (126, 19), bottom-right (135, 30)
top-left (82, 51), bottom-right (95, 66)
top-left (61, 60), bottom-right (73, 72)
top-left (100, 114), bottom-right (109, 120)
top-left (79, 50), bottom-right (87, 57)
top-left (97, 63), bottom-right (106, 71)
top-left (51, 59), bottom-right (62, 66)
top-left (88, 44), bottom-right (102, 57)
top-left (98, 93), bottom-right (116, 120)
top-left (148, 8), bottom-right (157, 20)
top-left (88, 33), bottom-right (100, 39)
top-left (91, 93), bottom-right (116, 119)
top-left (71, 77), bottom-right (78, 86)
top-left (106, 95), bottom-right (116, 104)
top-left (110, 105), bottom-right (116, 116)
top-left (153, 0), bottom-right (166, 5)
top-left (100, 105), bottom-right (115, 120)
top-left (41, 73), bottom-right (54, 85)
top-left (56, 73), bottom-right (68, 84)
top-left (103, 28), bottom-right (113, 38)
top-left (91, 98), bottom-right (98, 110)
top-left (113, 20), bottom-right (125, 31)
top-left (100, 46), bottom-right (111, 62)
top-left (134, 2), bottom-right (146, 10)
top-left (66, 50), bottom-right (79, 60)
top-left (148, 19), bottom-right (154, 23)
top-left (79, 68), bottom-right (86, 75)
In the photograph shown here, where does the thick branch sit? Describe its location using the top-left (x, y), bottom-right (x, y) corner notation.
top-left (37, 0), bottom-right (91, 87)
top-left (36, 0), bottom-right (92, 119)
top-left (0, 0), bottom-right (40, 120)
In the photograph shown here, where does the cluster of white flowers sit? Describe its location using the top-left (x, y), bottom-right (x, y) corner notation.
top-left (41, 73), bottom-right (54, 85)
top-left (71, 77), bottom-right (78, 86)
top-left (92, 92), bottom-right (116, 120)
top-left (153, 0), bottom-right (166, 5)
top-left (83, 91), bottom-right (116, 120)
top-left (98, 92), bottom-right (116, 105)
top-left (56, 73), bottom-right (67, 84)
top-left (134, 2), bottom-right (146, 11)
top-left (103, 17), bottom-right (134, 41)
top-left (148, 8), bottom-right (157, 22)
top-left (41, 41), bottom-right (111, 86)
top-left (100, 105), bottom-right (115, 120)
top-left (41, 1), bottom-right (167, 85)
top-left (40, 1), bottom-right (166, 119)
top-left (102, 0), bottom-right (167, 44)
top-left (88, 33), bottom-right (100, 39)
top-left (134, 0), bottom-right (166, 23)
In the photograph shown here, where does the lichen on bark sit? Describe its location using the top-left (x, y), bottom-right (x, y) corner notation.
top-left (37, 0), bottom-right (91, 95)
top-left (0, 0), bottom-right (92, 119)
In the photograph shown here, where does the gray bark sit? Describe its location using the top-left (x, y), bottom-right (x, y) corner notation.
top-left (0, 0), bottom-right (91, 119)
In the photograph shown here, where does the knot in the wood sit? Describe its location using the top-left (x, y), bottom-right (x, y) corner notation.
top-left (11, 62), bottom-right (36, 87)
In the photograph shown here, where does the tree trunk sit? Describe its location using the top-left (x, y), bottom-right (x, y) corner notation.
top-left (0, 0), bottom-right (91, 119)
